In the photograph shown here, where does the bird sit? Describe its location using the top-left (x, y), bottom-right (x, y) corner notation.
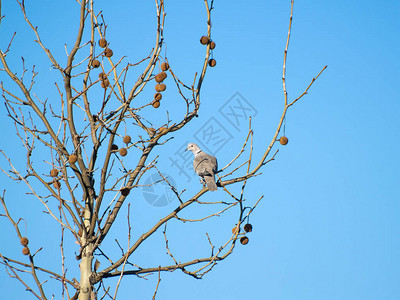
top-left (186, 143), bottom-right (218, 191)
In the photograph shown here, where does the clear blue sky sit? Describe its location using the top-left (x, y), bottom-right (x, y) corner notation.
top-left (1, 0), bottom-right (399, 299)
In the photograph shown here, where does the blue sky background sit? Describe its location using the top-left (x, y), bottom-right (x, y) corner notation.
top-left (1, 0), bottom-right (399, 299)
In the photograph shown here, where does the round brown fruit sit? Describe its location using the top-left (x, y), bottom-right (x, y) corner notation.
top-left (155, 84), bottom-right (166, 92)
top-left (123, 135), bottom-right (132, 144)
top-left (69, 154), bottom-right (78, 164)
top-left (121, 187), bottom-right (130, 196)
top-left (111, 144), bottom-right (119, 151)
top-left (98, 38), bottom-right (107, 48)
top-left (20, 237), bottom-right (29, 246)
top-left (98, 72), bottom-right (106, 79)
top-left (152, 101), bottom-right (160, 108)
top-left (210, 41), bottom-right (216, 50)
top-left (91, 59), bottom-right (100, 68)
top-left (200, 36), bottom-right (210, 45)
top-left (240, 236), bottom-right (249, 245)
top-left (104, 48), bottom-right (113, 58)
top-left (50, 169), bottom-right (59, 177)
top-left (208, 59), bottom-right (216, 67)
top-left (161, 62), bottom-right (169, 71)
top-left (154, 92), bottom-right (162, 101)
top-left (279, 136), bottom-right (289, 145)
top-left (101, 78), bottom-right (110, 88)
top-left (155, 72), bottom-right (167, 83)
top-left (232, 227), bottom-right (239, 234)
top-left (53, 180), bottom-right (61, 189)
top-left (119, 148), bottom-right (128, 156)
top-left (244, 223), bottom-right (253, 233)
top-left (22, 247), bottom-right (30, 255)
top-left (149, 128), bottom-right (157, 137)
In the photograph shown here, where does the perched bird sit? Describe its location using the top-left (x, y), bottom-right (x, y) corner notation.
top-left (187, 143), bottom-right (218, 191)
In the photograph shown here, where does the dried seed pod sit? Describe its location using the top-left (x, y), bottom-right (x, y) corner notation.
top-left (104, 48), bottom-right (113, 58)
top-left (69, 154), bottom-right (78, 164)
top-left (50, 169), bottom-right (59, 177)
top-left (208, 59), bottom-right (216, 67)
top-left (161, 62), bottom-right (169, 71)
top-left (244, 223), bottom-right (253, 233)
top-left (22, 247), bottom-right (30, 255)
top-left (20, 237), bottom-right (29, 246)
top-left (240, 236), bottom-right (249, 245)
top-left (152, 101), bottom-right (160, 108)
top-left (155, 72), bottom-right (167, 83)
top-left (111, 144), bottom-right (119, 151)
top-left (279, 136), bottom-right (289, 145)
top-left (101, 78), bottom-right (110, 88)
top-left (78, 229), bottom-right (82, 237)
top-left (155, 83), bottom-right (166, 92)
top-left (210, 41), bottom-right (216, 50)
top-left (98, 38), bottom-right (107, 48)
top-left (119, 148), bottom-right (128, 156)
top-left (232, 226), bottom-right (239, 234)
top-left (98, 72), bottom-right (106, 79)
top-left (200, 36), bottom-right (210, 45)
top-left (154, 92), bottom-right (162, 101)
top-left (53, 180), bottom-right (61, 189)
top-left (149, 128), bottom-right (157, 137)
top-left (91, 59), bottom-right (100, 68)
top-left (123, 135), bottom-right (132, 144)
top-left (121, 187), bottom-right (130, 196)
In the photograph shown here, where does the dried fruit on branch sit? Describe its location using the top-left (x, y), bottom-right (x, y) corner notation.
top-left (149, 128), bottom-right (157, 137)
top-left (240, 236), bottom-right (249, 245)
top-left (101, 78), bottom-right (110, 88)
top-left (152, 101), bottom-right (160, 108)
top-left (99, 38), bottom-right (107, 48)
top-left (50, 169), bottom-right (59, 177)
top-left (279, 136), bottom-right (289, 145)
top-left (244, 224), bottom-right (253, 233)
top-left (69, 154), bottom-right (78, 164)
top-left (208, 59), bottom-right (216, 67)
top-left (200, 36), bottom-right (210, 45)
top-left (22, 247), bottom-right (30, 255)
top-left (121, 187), bottom-right (130, 196)
top-left (104, 48), bottom-right (113, 58)
top-left (123, 135), bottom-right (132, 144)
top-left (119, 148), bottom-right (128, 156)
top-left (154, 92), bottom-right (162, 101)
top-left (155, 84), bottom-right (166, 92)
top-left (20, 237), bottom-right (29, 246)
top-left (210, 41), bottom-right (216, 50)
top-left (91, 59), bottom-right (100, 68)
top-left (53, 180), bottom-right (61, 189)
top-left (111, 144), bottom-right (119, 151)
top-left (161, 62), bottom-right (169, 71)
top-left (155, 72), bottom-right (167, 83)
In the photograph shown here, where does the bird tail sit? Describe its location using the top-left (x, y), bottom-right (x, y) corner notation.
top-left (204, 175), bottom-right (217, 191)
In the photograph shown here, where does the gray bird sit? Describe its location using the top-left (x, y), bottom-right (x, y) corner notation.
top-left (187, 143), bottom-right (218, 191)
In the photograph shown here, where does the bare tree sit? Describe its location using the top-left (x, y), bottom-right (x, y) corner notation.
top-left (0, 0), bottom-right (326, 299)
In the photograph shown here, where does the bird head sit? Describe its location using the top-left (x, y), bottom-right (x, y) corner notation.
top-left (186, 143), bottom-right (200, 153)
